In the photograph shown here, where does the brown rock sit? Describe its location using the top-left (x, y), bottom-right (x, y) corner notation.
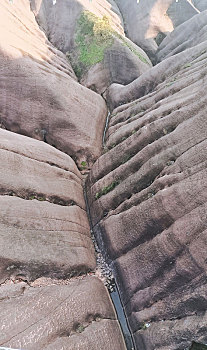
top-left (0, 129), bottom-right (95, 282)
top-left (157, 10), bottom-right (207, 62)
top-left (0, 0), bottom-right (107, 167)
top-left (107, 38), bottom-right (207, 110)
top-left (31, 0), bottom-right (152, 93)
top-left (87, 35), bottom-right (207, 349)
top-left (0, 276), bottom-right (126, 350)
top-left (113, 0), bottom-right (200, 62)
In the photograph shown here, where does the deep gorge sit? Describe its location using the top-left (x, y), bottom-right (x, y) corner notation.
top-left (0, 0), bottom-right (207, 349)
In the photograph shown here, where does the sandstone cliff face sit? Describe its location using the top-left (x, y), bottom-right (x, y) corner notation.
top-left (113, 0), bottom-right (200, 62)
top-left (0, 276), bottom-right (126, 350)
top-left (0, 1), bottom-right (126, 349)
top-left (0, 0), bottom-right (107, 167)
top-left (0, 130), bottom-right (126, 349)
top-left (1, 0), bottom-right (207, 349)
top-left (87, 9), bottom-right (207, 350)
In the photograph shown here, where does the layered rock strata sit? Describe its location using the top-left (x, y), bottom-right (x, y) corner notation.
top-left (113, 0), bottom-right (200, 62)
top-left (87, 25), bottom-right (207, 349)
top-left (1, 0), bottom-right (207, 349)
top-left (0, 129), bottom-right (95, 282)
top-left (0, 128), bottom-right (126, 349)
top-left (157, 10), bottom-right (207, 62)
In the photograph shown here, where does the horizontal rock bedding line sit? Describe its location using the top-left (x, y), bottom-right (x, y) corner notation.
top-left (0, 129), bottom-right (97, 284)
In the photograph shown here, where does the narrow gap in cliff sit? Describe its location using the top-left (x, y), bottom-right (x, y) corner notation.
top-left (84, 186), bottom-right (136, 350)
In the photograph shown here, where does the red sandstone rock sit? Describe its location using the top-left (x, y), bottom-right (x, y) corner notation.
top-left (0, 0), bottom-right (107, 167)
top-left (87, 32), bottom-right (207, 349)
top-left (31, 0), bottom-right (152, 93)
top-left (113, 0), bottom-right (200, 62)
top-left (0, 129), bottom-right (95, 282)
top-left (157, 10), bottom-right (207, 62)
top-left (0, 277), bottom-right (126, 350)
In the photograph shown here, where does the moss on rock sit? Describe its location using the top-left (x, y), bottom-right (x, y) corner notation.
top-left (72, 11), bottom-right (114, 78)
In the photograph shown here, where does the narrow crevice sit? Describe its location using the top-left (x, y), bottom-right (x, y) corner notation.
top-left (84, 185), bottom-right (135, 350)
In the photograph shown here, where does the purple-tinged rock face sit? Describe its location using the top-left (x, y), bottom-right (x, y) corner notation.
top-left (87, 18), bottom-right (207, 349)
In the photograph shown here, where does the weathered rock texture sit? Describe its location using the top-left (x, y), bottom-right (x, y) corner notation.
top-left (0, 129), bottom-right (126, 349)
top-left (157, 10), bottom-right (207, 62)
top-left (2, 0), bottom-right (207, 349)
top-left (0, 0), bottom-right (107, 167)
top-left (113, 0), bottom-right (200, 62)
top-left (0, 276), bottom-right (126, 350)
top-left (31, 0), bottom-right (152, 93)
top-left (107, 37), bottom-right (207, 110)
top-left (87, 24), bottom-right (207, 349)
top-left (0, 129), bottom-right (95, 283)
top-left (193, 0), bottom-right (207, 11)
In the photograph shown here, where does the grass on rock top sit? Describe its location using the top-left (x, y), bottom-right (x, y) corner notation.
top-left (72, 11), bottom-right (114, 77)
top-left (70, 11), bottom-right (150, 79)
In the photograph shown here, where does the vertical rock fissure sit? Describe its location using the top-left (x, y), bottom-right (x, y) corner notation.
top-left (102, 111), bottom-right (111, 146)
top-left (84, 182), bottom-right (135, 350)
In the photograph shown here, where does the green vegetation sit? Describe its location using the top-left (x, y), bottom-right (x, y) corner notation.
top-left (69, 10), bottom-right (150, 78)
top-left (166, 77), bottom-right (177, 87)
top-left (118, 35), bottom-right (150, 65)
top-left (141, 322), bottom-right (151, 330)
top-left (72, 11), bottom-right (114, 77)
top-left (29, 195), bottom-right (45, 201)
top-left (121, 153), bottom-right (132, 164)
top-left (95, 180), bottom-right (119, 200)
top-left (183, 63), bottom-right (192, 68)
top-left (76, 324), bottom-right (85, 333)
top-left (80, 160), bottom-right (87, 170)
top-left (190, 342), bottom-right (207, 350)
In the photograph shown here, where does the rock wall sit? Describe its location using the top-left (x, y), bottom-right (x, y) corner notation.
top-left (113, 0), bottom-right (200, 62)
top-left (0, 0), bottom-right (107, 167)
top-left (1, 0), bottom-right (207, 349)
top-left (0, 1), bottom-right (126, 349)
top-left (30, 0), bottom-right (152, 93)
top-left (87, 10), bottom-right (207, 350)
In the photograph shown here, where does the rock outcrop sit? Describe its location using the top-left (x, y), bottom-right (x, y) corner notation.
top-left (31, 0), bottom-right (152, 93)
top-left (0, 276), bottom-right (126, 350)
top-left (87, 15), bottom-right (207, 349)
top-left (113, 0), bottom-right (200, 62)
top-left (193, 0), bottom-right (207, 11)
top-left (1, 0), bottom-right (207, 349)
top-left (0, 129), bottom-right (95, 282)
top-left (0, 128), bottom-right (126, 349)
top-left (0, 0), bottom-right (107, 167)
top-left (157, 10), bottom-right (207, 62)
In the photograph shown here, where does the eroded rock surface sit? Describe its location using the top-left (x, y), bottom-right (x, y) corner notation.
top-left (157, 10), bottom-right (207, 62)
top-left (0, 129), bottom-right (95, 283)
top-left (107, 38), bottom-right (207, 110)
top-left (2, 0), bottom-right (207, 349)
top-left (0, 0), bottom-right (107, 167)
top-left (0, 276), bottom-right (126, 350)
top-left (31, 0), bottom-right (152, 93)
top-left (193, 0), bottom-right (207, 11)
top-left (87, 27), bottom-right (207, 349)
top-left (113, 0), bottom-right (200, 62)
top-left (0, 129), bottom-right (126, 349)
